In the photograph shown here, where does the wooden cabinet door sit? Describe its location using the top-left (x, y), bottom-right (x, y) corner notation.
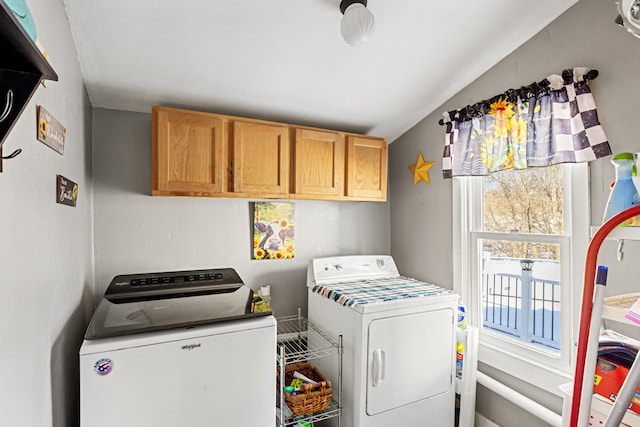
top-left (232, 120), bottom-right (289, 196)
top-left (292, 128), bottom-right (345, 197)
top-left (346, 135), bottom-right (388, 201)
top-left (152, 107), bottom-right (226, 196)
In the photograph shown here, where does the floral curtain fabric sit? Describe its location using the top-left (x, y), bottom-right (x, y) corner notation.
top-left (441, 68), bottom-right (611, 178)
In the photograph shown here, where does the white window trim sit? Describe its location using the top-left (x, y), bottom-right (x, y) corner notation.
top-left (452, 163), bottom-right (590, 396)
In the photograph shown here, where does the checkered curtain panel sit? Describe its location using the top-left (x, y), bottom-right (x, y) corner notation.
top-left (441, 68), bottom-right (611, 178)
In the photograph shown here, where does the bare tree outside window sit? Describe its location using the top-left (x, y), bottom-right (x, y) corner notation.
top-left (483, 165), bottom-right (564, 260)
top-left (480, 165), bottom-right (564, 350)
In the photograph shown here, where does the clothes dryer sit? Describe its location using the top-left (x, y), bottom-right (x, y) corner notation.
top-left (307, 255), bottom-right (457, 427)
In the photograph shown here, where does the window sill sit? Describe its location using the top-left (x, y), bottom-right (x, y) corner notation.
top-left (479, 340), bottom-right (572, 398)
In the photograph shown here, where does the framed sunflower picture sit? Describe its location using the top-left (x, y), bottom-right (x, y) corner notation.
top-left (252, 201), bottom-right (295, 260)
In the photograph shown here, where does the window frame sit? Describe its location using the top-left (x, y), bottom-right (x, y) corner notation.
top-left (452, 163), bottom-right (590, 394)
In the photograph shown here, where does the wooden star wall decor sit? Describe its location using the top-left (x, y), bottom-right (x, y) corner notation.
top-left (408, 152), bottom-right (435, 186)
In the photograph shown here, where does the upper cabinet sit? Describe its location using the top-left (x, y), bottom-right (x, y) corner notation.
top-left (152, 107), bottom-right (227, 196)
top-left (291, 127), bottom-right (344, 198)
top-left (0, 0), bottom-right (58, 171)
top-left (346, 135), bottom-right (388, 200)
top-left (231, 120), bottom-right (290, 197)
top-left (151, 106), bottom-right (388, 202)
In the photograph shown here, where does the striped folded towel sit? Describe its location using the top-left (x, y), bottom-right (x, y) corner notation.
top-left (624, 298), bottom-right (640, 324)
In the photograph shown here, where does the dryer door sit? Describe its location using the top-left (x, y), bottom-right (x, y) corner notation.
top-left (366, 308), bottom-right (454, 415)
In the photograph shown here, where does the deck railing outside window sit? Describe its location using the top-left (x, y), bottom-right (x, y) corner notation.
top-left (482, 258), bottom-right (560, 350)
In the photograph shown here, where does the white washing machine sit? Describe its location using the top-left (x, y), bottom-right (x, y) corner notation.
top-left (307, 255), bottom-right (458, 427)
top-left (80, 268), bottom-right (276, 427)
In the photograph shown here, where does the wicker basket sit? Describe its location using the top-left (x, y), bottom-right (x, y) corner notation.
top-left (279, 362), bottom-right (333, 416)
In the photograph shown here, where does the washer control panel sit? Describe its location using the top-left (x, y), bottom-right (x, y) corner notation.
top-left (104, 268), bottom-right (242, 302)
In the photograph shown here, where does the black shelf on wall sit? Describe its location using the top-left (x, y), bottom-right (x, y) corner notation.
top-left (0, 0), bottom-right (58, 171)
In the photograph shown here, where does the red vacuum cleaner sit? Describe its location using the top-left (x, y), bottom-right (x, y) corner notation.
top-left (570, 205), bottom-right (640, 426)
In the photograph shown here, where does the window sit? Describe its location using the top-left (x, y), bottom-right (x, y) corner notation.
top-left (453, 163), bottom-right (589, 391)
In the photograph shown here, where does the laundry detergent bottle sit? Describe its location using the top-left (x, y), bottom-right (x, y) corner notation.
top-left (628, 152), bottom-right (640, 226)
top-left (603, 152), bottom-right (640, 225)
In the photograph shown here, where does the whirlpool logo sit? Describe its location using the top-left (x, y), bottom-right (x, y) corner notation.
top-left (181, 343), bottom-right (201, 351)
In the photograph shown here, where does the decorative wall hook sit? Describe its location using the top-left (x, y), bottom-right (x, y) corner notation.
top-left (0, 89), bottom-right (13, 123)
top-left (1, 148), bottom-right (21, 159)
top-left (617, 238), bottom-right (625, 261)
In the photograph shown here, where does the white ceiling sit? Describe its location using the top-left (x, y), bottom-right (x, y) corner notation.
top-left (62, 0), bottom-right (578, 142)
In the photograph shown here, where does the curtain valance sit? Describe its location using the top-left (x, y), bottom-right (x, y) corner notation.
top-left (441, 68), bottom-right (611, 178)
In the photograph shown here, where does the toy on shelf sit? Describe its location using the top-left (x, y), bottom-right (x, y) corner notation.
top-left (5, 0), bottom-right (36, 41)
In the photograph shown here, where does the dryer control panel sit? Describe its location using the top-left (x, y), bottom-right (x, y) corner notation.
top-left (307, 255), bottom-right (399, 286)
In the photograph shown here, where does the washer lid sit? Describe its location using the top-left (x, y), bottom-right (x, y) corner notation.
top-left (85, 268), bottom-right (272, 340)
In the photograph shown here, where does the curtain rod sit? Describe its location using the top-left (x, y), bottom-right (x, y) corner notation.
top-left (438, 69), bottom-right (599, 126)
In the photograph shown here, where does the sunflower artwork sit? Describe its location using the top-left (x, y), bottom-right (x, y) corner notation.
top-left (252, 202), bottom-right (295, 260)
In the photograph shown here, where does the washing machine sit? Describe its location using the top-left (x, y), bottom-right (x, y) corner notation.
top-left (80, 268), bottom-right (275, 427)
top-left (307, 255), bottom-right (458, 427)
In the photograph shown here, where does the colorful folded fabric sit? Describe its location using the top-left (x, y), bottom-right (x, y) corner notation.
top-left (312, 276), bottom-right (454, 308)
top-left (625, 298), bottom-right (640, 325)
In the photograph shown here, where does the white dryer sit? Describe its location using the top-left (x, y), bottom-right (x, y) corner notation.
top-left (307, 255), bottom-right (458, 427)
top-left (80, 268), bottom-right (275, 427)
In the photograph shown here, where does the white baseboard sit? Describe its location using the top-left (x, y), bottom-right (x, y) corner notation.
top-left (475, 413), bottom-right (500, 427)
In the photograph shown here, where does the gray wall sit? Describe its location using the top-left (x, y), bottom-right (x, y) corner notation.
top-left (5, 0), bottom-right (639, 425)
top-left (91, 108), bottom-right (390, 317)
top-left (0, 0), bottom-right (93, 426)
top-left (389, 0), bottom-right (640, 425)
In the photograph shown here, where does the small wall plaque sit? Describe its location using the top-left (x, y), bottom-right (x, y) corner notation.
top-left (56, 174), bottom-right (77, 207)
top-left (37, 105), bottom-right (65, 154)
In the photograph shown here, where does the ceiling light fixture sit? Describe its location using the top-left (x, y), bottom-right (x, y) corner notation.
top-left (616, 0), bottom-right (640, 39)
top-left (340, 0), bottom-right (375, 46)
